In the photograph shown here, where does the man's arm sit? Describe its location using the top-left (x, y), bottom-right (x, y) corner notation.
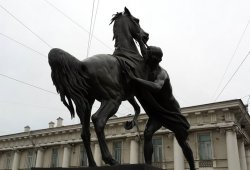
top-left (128, 68), bottom-right (167, 92)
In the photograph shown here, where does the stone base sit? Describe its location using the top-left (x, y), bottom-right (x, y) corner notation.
top-left (32, 164), bottom-right (163, 170)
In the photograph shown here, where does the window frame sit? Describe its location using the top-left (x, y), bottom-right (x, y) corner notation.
top-left (51, 147), bottom-right (59, 167)
top-left (152, 136), bottom-right (164, 163)
top-left (112, 140), bottom-right (122, 163)
top-left (5, 151), bottom-right (13, 170)
top-left (197, 132), bottom-right (213, 161)
top-left (26, 150), bottom-right (36, 168)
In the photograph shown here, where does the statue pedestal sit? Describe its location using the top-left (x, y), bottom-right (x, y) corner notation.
top-left (32, 164), bottom-right (163, 170)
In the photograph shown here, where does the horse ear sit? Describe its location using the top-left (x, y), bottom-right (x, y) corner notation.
top-left (124, 7), bottom-right (131, 16)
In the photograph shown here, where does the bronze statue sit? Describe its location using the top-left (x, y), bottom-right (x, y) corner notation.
top-left (125, 46), bottom-right (195, 170)
top-left (48, 7), bottom-right (195, 170)
top-left (111, 7), bottom-right (148, 76)
top-left (49, 8), bottom-right (148, 166)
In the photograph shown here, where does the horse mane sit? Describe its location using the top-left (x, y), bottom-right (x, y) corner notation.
top-left (110, 12), bottom-right (122, 25)
top-left (48, 48), bottom-right (90, 119)
top-left (110, 12), bottom-right (124, 41)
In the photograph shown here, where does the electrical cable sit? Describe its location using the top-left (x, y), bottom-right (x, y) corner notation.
top-left (0, 101), bottom-right (66, 111)
top-left (214, 51), bottom-right (250, 101)
top-left (86, 0), bottom-right (96, 57)
top-left (43, 0), bottom-right (112, 51)
top-left (86, 0), bottom-right (100, 57)
top-left (0, 4), bottom-right (52, 48)
top-left (212, 19), bottom-right (250, 100)
top-left (0, 32), bottom-right (47, 59)
top-left (0, 73), bottom-right (57, 95)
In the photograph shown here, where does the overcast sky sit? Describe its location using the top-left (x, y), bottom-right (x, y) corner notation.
top-left (1, 0), bottom-right (250, 135)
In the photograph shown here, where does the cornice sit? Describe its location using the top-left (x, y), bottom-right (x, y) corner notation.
top-left (182, 99), bottom-right (244, 114)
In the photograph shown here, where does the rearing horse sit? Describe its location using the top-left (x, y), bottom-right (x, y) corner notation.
top-left (48, 8), bottom-right (148, 166)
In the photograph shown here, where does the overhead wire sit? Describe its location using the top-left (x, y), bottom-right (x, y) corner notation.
top-left (90, 0), bottom-right (100, 47)
top-left (0, 32), bottom-right (47, 59)
top-left (86, 0), bottom-right (96, 57)
top-left (0, 73), bottom-right (105, 111)
top-left (86, 0), bottom-right (100, 57)
top-left (0, 2), bottom-right (131, 116)
top-left (0, 73), bottom-right (57, 95)
top-left (43, 0), bottom-right (112, 51)
top-left (242, 94), bottom-right (250, 100)
top-left (42, 1), bottom-right (129, 115)
top-left (0, 101), bottom-right (66, 111)
top-left (0, 3), bottom-right (52, 48)
top-left (241, 94), bottom-right (250, 105)
top-left (214, 51), bottom-right (250, 101)
top-left (212, 19), bottom-right (250, 101)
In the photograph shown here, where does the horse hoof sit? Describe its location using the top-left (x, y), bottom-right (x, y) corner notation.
top-left (89, 162), bottom-right (97, 167)
top-left (104, 158), bottom-right (119, 166)
top-left (109, 159), bottom-right (119, 166)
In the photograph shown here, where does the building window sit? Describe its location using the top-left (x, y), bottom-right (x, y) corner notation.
top-left (152, 137), bottom-right (163, 162)
top-left (198, 133), bottom-right (212, 160)
top-left (113, 141), bottom-right (122, 163)
top-left (51, 148), bottom-right (59, 167)
top-left (80, 145), bottom-right (88, 167)
top-left (26, 150), bottom-right (36, 168)
top-left (5, 152), bottom-right (13, 170)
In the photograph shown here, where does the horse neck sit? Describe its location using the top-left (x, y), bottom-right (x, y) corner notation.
top-left (113, 19), bottom-right (139, 54)
top-left (115, 34), bottom-right (139, 53)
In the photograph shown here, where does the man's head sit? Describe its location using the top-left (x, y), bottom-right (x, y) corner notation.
top-left (147, 46), bottom-right (163, 64)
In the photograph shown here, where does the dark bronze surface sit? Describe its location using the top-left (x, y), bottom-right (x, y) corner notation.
top-left (48, 7), bottom-right (195, 170)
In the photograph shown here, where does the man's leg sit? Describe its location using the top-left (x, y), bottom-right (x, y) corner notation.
top-left (175, 131), bottom-right (195, 170)
top-left (144, 118), bottom-right (161, 164)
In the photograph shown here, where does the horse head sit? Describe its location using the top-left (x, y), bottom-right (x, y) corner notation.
top-left (111, 7), bottom-right (149, 51)
top-left (123, 7), bottom-right (149, 44)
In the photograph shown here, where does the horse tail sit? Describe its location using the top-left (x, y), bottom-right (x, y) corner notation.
top-left (48, 48), bottom-right (90, 119)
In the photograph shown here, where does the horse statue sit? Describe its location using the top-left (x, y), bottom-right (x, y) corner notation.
top-left (48, 7), bottom-right (148, 166)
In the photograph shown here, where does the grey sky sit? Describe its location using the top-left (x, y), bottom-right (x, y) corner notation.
top-left (1, 0), bottom-right (250, 135)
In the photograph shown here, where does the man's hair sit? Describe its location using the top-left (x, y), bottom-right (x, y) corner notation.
top-left (147, 46), bottom-right (163, 58)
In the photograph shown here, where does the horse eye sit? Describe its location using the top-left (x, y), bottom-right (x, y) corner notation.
top-left (134, 18), bottom-right (140, 24)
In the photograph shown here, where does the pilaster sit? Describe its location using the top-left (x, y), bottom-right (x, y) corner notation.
top-left (129, 138), bottom-right (139, 164)
top-left (62, 144), bottom-right (71, 167)
top-left (12, 150), bottom-right (20, 170)
top-left (35, 147), bottom-right (44, 167)
top-left (226, 129), bottom-right (240, 170)
top-left (238, 138), bottom-right (247, 170)
top-left (173, 136), bottom-right (184, 170)
top-left (94, 143), bottom-right (102, 166)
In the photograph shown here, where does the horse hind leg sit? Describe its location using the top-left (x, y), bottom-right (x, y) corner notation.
top-left (91, 99), bottom-right (121, 166)
top-left (75, 98), bottom-right (96, 167)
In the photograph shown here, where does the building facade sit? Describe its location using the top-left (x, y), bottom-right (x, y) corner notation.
top-left (0, 99), bottom-right (250, 170)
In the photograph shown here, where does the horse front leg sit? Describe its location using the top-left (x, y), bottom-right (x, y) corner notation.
top-left (91, 99), bottom-right (121, 166)
top-left (76, 99), bottom-right (96, 167)
top-left (124, 97), bottom-right (140, 130)
top-left (128, 97), bottom-right (140, 121)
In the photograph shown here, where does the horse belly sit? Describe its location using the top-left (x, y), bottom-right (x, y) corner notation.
top-left (82, 54), bottom-right (129, 101)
